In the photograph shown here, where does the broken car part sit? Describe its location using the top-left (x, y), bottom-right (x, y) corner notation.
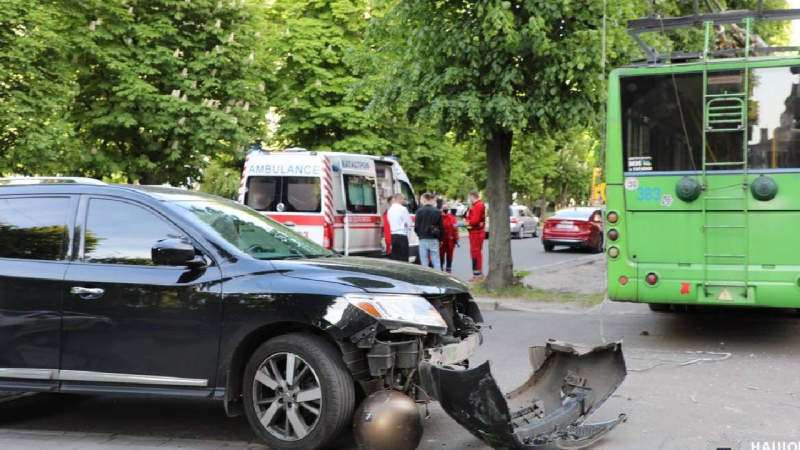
top-left (419, 340), bottom-right (627, 450)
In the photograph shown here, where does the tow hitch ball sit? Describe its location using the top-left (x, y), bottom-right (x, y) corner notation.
top-left (419, 339), bottom-right (628, 450)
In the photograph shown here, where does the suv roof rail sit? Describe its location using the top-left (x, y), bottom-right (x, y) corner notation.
top-left (0, 177), bottom-right (107, 186)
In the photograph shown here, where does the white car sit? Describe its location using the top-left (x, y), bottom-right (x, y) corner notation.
top-left (509, 205), bottom-right (540, 238)
top-left (484, 205), bottom-right (540, 239)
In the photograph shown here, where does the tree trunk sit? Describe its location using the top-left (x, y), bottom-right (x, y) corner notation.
top-left (559, 182), bottom-right (569, 209)
top-left (484, 129), bottom-right (514, 291)
top-left (539, 176), bottom-right (548, 217)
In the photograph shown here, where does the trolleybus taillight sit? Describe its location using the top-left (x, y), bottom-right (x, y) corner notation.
top-left (607, 211), bottom-right (618, 224)
top-left (608, 229), bottom-right (619, 241)
top-left (608, 247), bottom-right (619, 258)
top-left (646, 273), bottom-right (658, 286)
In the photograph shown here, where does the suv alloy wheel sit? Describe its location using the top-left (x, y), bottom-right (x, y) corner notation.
top-left (243, 334), bottom-right (355, 450)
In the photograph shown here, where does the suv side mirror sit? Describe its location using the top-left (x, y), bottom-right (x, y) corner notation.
top-left (152, 239), bottom-right (206, 268)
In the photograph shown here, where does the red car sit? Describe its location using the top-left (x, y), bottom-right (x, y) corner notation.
top-left (541, 207), bottom-right (605, 253)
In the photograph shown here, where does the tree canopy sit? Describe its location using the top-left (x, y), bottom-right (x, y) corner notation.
top-left (2, 0), bottom-right (274, 184)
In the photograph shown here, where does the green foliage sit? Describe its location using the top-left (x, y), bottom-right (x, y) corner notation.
top-left (62, 0), bottom-right (272, 184)
top-left (198, 154), bottom-right (243, 200)
top-left (369, 0), bottom-right (641, 141)
top-left (0, 0), bottom-right (78, 175)
top-left (259, 0), bottom-right (465, 194)
top-left (2, 0), bottom-right (272, 185)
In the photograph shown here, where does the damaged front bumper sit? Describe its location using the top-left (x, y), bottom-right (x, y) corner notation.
top-left (419, 340), bottom-right (627, 450)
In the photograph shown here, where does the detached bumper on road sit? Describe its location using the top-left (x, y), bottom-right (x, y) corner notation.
top-left (419, 340), bottom-right (627, 450)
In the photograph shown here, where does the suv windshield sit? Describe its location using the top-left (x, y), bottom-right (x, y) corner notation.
top-left (172, 199), bottom-right (332, 260)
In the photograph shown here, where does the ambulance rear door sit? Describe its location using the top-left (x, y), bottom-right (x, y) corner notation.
top-left (241, 153), bottom-right (325, 244)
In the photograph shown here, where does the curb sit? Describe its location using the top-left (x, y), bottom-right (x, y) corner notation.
top-left (473, 298), bottom-right (498, 311)
top-left (523, 253), bottom-right (604, 273)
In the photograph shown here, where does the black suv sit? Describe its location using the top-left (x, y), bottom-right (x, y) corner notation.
top-left (0, 178), bottom-right (483, 449)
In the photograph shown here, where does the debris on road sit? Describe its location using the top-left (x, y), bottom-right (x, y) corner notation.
top-left (419, 339), bottom-right (627, 449)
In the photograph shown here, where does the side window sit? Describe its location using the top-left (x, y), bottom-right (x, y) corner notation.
top-left (344, 175), bottom-right (377, 214)
top-left (84, 199), bottom-right (183, 266)
top-left (399, 181), bottom-right (418, 213)
top-left (0, 197), bottom-right (70, 261)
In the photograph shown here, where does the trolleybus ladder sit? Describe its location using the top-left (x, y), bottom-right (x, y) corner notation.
top-left (700, 19), bottom-right (751, 298)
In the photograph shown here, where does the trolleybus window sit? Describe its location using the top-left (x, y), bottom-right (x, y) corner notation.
top-left (621, 66), bottom-right (800, 173)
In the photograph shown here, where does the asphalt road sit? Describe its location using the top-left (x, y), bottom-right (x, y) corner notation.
top-left (447, 230), bottom-right (595, 281)
top-left (2, 306), bottom-right (800, 449)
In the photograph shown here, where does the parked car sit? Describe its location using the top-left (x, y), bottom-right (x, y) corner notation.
top-left (541, 206), bottom-right (605, 253)
top-left (509, 205), bottom-right (540, 239)
top-left (483, 205), bottom-right (539, 239)
top-left (0, 177), bottom-right (484, 450)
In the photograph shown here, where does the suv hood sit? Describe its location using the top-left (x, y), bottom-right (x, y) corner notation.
top-left (272, 257), bottom-right (468, 295)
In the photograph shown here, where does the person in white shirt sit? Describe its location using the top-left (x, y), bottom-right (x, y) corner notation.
top-left (387, 193), bottom-right (412, 262)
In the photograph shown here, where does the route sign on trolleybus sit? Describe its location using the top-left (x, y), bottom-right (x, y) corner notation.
top-left (605, 1), bottom-right (800, 311)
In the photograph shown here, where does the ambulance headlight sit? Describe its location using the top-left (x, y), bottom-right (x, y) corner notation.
top-left (344, 294), bottom-right (448, 334)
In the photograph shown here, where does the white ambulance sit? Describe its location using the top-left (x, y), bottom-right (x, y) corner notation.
top-left (238, 148), bottom-right (419, 258)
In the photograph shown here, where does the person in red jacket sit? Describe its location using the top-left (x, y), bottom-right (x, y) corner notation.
top-left (383, 196), bottom-right (394, 255)
top-left (439, 202), bottom-right (460, 273)
top-left (465, 190), bottom-right (486, 282)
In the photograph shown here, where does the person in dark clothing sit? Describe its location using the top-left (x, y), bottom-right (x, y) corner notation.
top-left (414, 193), bottom-right (443, 270)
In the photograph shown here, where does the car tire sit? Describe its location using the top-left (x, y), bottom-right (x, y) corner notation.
top-left (593, 237), bottom-right (604, 254)
top-left (243, 333), bottom-right (355, 450)
top-left (517, 226), bottom-right (524, 239)
top-left (648, 303), bottom-right (672, 313)
top-left (544, 243), bottom-right (554, 252)
top-left (532, 227), bottom-right (538, 238)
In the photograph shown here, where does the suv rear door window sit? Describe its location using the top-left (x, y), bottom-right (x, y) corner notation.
top-left (344, 175), bottom-right (377, 214)
top-left (0, 197), bottom-right (70, 261)
top-left (245, 176), bottom-right (321, 213)
top-left (83, 199), bottom-right (184, 265)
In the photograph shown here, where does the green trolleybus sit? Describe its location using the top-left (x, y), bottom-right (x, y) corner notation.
top-left (605, 5), bottom-right (800, 310)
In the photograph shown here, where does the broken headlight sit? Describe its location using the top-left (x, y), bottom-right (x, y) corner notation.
top-left (344, 293), bottom-right (447, 334)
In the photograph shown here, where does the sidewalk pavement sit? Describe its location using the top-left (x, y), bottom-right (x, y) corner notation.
top-left (0, 429), bottom-right (267, 450)
top-left (471, 253), bottom-right (652, 316)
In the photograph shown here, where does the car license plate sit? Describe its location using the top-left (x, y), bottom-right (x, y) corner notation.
top-left (557, 222), bottom-right (574, 229)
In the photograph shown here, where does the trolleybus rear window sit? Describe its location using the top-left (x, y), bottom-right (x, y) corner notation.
top-left (621, 66), bottom-right (800, 173)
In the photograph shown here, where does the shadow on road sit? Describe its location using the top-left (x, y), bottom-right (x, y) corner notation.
top-left (642, 307), bottom-right (800, 351)
top-left (0, 393), bottom-right (357, 448)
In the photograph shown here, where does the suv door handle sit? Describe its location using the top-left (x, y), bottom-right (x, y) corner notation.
top-left (71, 287), bottom-right (105, 298)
